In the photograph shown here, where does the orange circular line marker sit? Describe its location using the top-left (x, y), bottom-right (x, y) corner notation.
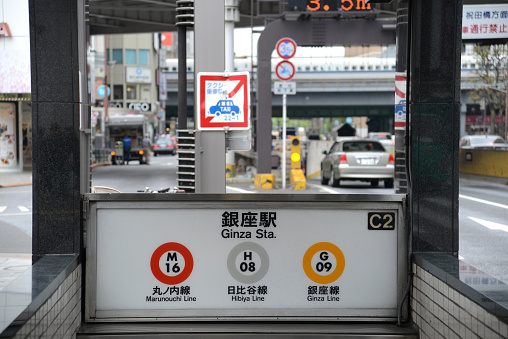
top-left (303, 242), bottom-right (345, 284)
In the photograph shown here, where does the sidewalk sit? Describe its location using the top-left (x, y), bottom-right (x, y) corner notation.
top-left (0, 169), bottom-right (33, 291)
top-left (0, 168), bottom-right (33, 188)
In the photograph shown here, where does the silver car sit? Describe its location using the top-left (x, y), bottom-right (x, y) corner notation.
top-left (321, 139), bottom-right (394, 188)
top-left (459, 135), bottom-right (508, 150)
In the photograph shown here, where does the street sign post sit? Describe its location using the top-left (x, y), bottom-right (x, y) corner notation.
top-left (274, 38), bottom-right (297, 189)
top-left (196, 72), bottom-right (250, 130)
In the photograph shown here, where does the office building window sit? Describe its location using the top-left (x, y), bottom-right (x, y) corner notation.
top-left (139, 49), bottom-right (149, 66)
top-left (126, 85), bottom-right (136, 99)
top-left (112, 49), bottom-right (123, 64)
top-left (125, 49), bottom-right (136, 65)
top-left (113, 85), bottom-right (123, 100)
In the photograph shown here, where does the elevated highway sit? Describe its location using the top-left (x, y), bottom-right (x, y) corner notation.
top-left (163, 56), bottom-right (483, 128)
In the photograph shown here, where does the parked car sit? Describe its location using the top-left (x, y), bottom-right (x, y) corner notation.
top-left (459, 135), bottom-right (508, 150)
top-left (321, 139), bottom-right (394, 188)
top-left (153, 137), bottom-right (177, 156)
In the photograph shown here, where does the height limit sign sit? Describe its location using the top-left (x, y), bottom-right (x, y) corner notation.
top-left (196, 72), bottom-right (250, 130)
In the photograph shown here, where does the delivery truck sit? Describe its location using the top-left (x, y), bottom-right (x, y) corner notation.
top-left (105, 114), bottom-right (149, 165)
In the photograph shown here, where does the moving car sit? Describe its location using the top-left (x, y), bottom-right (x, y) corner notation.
top-left (153, 137), bottom-right (177, 156)
top-left (321, 138), bottom-right (394, 188)
top-left (459, 135), bottom-right (508, 150)
top-left (367, 132), bottom-right (394, 154)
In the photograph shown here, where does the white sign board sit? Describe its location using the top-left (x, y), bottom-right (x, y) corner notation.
top-left (462, 5), bottom-right (508, 40)
top-left (274, 81), bottom-right (297, 95)
top-left (196, 72), bottom-right (250, 130)
top-left (87, 198), bottom-right (405, 320)
top-left (126, 67), bottom-right (152, 83)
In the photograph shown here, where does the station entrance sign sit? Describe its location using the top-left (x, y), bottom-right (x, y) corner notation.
top-left (86, 196), bottom-right (407, 321)
top-left (196, 72), bottom-right (250, 130)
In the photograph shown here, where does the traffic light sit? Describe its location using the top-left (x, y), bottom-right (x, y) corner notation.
top-left (290, 136), bottom-right (301, 169)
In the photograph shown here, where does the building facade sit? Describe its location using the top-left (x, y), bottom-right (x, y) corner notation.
top-left (0, 0), bottom-right (31, 171)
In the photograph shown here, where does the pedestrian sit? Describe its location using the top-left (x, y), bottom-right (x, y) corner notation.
top-left (142, 133), bottom-right (152, 164)
top-left (122, 135), bottom-right (131, 165)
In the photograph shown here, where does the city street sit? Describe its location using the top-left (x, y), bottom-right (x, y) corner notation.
top-left (1, 157), bottom-right (507, 284)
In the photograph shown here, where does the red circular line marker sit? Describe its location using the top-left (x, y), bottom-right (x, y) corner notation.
top-left (150, 242), bottom-right (194, 285)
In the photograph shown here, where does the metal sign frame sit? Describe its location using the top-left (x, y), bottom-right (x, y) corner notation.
top-left (84, 194), bottom-right (407, 323)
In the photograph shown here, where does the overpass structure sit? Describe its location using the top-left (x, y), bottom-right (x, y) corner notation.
top-left (163, 58), bottom-right (483, 132)
top-left (2, 1), bottom-right (507, 339)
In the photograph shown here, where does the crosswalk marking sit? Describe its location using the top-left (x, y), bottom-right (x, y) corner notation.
top-left (469, 217), bottom-right (508, 233)
top-left (0, 206), bottom-right (32, 214)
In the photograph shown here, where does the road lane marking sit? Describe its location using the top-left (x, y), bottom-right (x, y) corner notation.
top-left (468, 217), bottom-right (508, 233)
top-left (0, 212), bottom-right (32, 216)
top-left (17, 206), bottom-right (29, 212)
top-left (226, 186), bottom-right (254, 193)
top-left (0, 206), bottom-right (6, 213)
top-left (459, 194), bottom-right (508, 210)
top-left (307, 183), bottom-right (339, 194)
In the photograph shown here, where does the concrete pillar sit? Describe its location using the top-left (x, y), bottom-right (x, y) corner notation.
top-left (29, 0), bottom-right (84, 262)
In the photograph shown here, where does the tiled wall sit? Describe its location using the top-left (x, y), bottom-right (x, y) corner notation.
top-left (412, 263), bottom-right (508, 339)
top-left (12, 265), bottom-right (81, 339)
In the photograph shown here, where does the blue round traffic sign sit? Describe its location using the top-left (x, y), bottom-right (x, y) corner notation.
top-left (97, 85), bottom-right (110, 98)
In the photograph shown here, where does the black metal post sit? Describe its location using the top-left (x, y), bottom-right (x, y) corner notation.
top-left (178, 25), bottom-right (187, 130)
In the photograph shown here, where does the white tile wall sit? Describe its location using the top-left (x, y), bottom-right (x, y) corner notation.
top-left (412, 263), bottom-right (507, 339)
top-left (12, 265), bottom-right (81, 339)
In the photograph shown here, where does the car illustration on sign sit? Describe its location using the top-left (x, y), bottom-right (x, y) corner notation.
top-left (209, 99), bottom-right (240, 117)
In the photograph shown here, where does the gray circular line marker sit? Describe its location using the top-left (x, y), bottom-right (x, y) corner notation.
top-left (227, 242), bottom-right (269, 284)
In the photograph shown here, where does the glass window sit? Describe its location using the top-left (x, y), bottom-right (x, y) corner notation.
top-left (139, 49), bottom-right (149, 66)
top-left (113, 85), bottom-right (123, 100)
top-left (125, 49), bottom-right (136, 65)
top-left (112, 49), bottom-right (123, 64)
top-left (126, 85), bottom-right (136, 99)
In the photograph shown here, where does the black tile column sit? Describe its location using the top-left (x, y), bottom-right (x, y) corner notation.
top-left (409, 0), bottom-right (462, 254)
top-left (29, 0), bottom-right (81, 263)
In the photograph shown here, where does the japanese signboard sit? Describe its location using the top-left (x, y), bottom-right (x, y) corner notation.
top-left (196, 72), bottom-right (250, 130)
top-left (86, 197), bottom-right (406, 321)
top-left (462, 5), bottom-right (508, 40)
top-left (126, 67), bottom-right (152, 83)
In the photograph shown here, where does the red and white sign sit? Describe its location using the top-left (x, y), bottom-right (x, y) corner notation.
top-left (394, 73), bottom-right (406, 130)
top-left (276, 38), bottom-right (297, 59)
top-left (462, 5), bottom-right (508, 40)
top-left (275, 61), bottom-right (295, 81)
top-left (196, 72), bottom-right (250, 130)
